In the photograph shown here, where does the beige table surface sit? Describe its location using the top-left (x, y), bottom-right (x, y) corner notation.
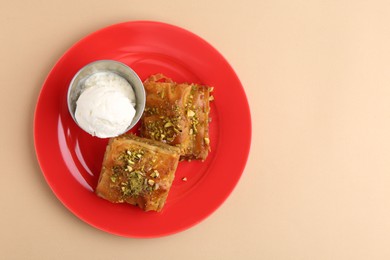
top-left (2, 0), bottom-right (390, 259)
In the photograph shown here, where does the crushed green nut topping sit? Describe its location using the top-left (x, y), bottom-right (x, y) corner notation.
top-left (144, 115), bottom-right (182, 142)
top-left (112, 149), bottom-right (157, 198)
top-left (190, 114), bottom-right (199, 135)
top-left (164, 122), bottom-right (173, 128)
top-left (150, 170), bottom-right (160, 178)
top-left (187, 110), bottom-right (195, 117)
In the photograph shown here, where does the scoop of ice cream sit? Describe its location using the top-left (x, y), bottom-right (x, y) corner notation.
top-left (83, 72), bottom-right (136, 107)
top-left (75, 72), bottom-right (136, 138)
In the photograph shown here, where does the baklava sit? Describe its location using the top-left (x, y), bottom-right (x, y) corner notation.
top-left (95, 134), bottom-right (180, 212)
top-left (140, 74), bottom-right (212, 161)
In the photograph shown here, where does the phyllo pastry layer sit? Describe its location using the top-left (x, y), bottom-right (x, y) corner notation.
top-left (140, 74), bottom-right (212, 161)
top-left (96, 134), bottom-right (180, 212)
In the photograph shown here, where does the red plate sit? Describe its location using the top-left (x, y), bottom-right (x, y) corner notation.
top-left (34, 21), bottom-right (251, 238)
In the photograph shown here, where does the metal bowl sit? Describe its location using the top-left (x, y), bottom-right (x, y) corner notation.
top-left (67, 60), bottom-right (145, 137)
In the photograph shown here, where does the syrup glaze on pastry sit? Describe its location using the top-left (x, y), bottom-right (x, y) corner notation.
top-left (95, 134), bottom-right (180, 212)
top-left (140, 74), bottom-right (212, 161)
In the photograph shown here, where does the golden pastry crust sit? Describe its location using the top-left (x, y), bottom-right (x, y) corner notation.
top-left (140, 74), bottom-right (212, 161)
top-left (95, 134), bottom-right (180, 212)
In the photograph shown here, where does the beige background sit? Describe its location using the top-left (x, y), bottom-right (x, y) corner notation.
top-left (1, 0), bottom-right (390, 259)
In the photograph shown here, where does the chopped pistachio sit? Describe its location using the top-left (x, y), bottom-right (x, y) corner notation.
top-left (154, 183), bottom-right (160, 190)
top-left (187, 110), bottom-right (195, 117)
top-left (148, 179), bottom-right (155, 186)
top-left (209, 95), bottom-right (214, 101)
top-left (204, 137), bottom-right (210, 145)
top-left (115, 148), bottom-right (157, 198)
top-left (132, 171), bottom-right (141, 178)
top-left (182, 177), bottom-right (187, 182)
top-left (209, 87), bottom-right (214, 92)
top-left (164, 122), bottom-right (173, 128)
top-left (150, 170), bottom-right (160, 178)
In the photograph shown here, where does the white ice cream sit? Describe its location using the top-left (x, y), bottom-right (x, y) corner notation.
top-left (75, 72), bottom-right (136, 138)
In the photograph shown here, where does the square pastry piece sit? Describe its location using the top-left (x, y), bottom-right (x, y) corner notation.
top-left (95, 134), bottom-right (180, 212)
top-left (140, 74), bottom-right (212, 161)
